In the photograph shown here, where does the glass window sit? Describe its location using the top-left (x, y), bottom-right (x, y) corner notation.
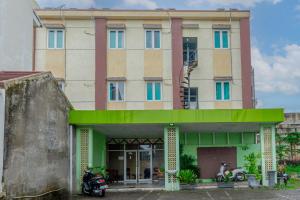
top-left (118, 30), bottom-right (124, 48)
top-left (108, 81), bottom-right (125, 101)
top-left (214, 31), bottom-right (220, 48)
top-left (145, 30), bottom-right (160, 49)
top-left (216, 81), bottom-right (230, 100)
top-left (223, 81), bottom-right (230, 100)
top-left (214, 30), bottom-right (229, 49)
top-left (56, 30), bottom-right (63, 48)
top-left (48, 30), bottom-right (55, 48)
top-left (146, 30), bottom-right (152, 48)
top-left (146, 81), bottom-right (162, 101)
top-left (110, 31), bottom-right (116, 48)
top-left (147, 82), bottom-right (153, 100)
top-left (109, 30), bottom-right (124, 49)
top-left (154, 31), bottom-right (160, 48)
top-left (222, 31), bottom-right (229, 48)
top-left (216, 82), bottom-right (222, 100)
top-left (48, 29), bottom-right (64, 49)
top-left (154, 82), bottom-right (161, 100)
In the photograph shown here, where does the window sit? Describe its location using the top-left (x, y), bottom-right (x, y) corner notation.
top-left (48, 29), bottom-right (64, 49)
top-left (108, 81), bottom-right (125, 101)
top-left (214, 30), bottom-right (229, 48)
top-left (183, 37), bottom-right (198, 66)
top-left (146, 82), bottom-right (161, 101)
top-left (109, 30), bottom-right (125, 48)
top-left (184, 87), bottom-right (198, 109)
top-left (215, 81), bottom-right (230, 100)
top-left (145, 30), bottom-right (160, 49)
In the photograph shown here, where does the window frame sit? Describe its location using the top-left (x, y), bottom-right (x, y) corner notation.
top-left (215, 81), bottom-right (231, 101)
top-left (144, 29), bottom-right (161, 49)
top-left (213, 30), bottom-right (230, 49)
top-left (47, 29), bottom-right (65, 49)
top-left (107, 81), bottom-right (125, 102)
top-left (146, 81), bottom-right (162, 101)
top-left (108, 29), bottom-right (125, 49)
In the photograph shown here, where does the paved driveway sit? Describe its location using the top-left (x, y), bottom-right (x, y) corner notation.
top-left (73, 189), bottom-right (300, 200)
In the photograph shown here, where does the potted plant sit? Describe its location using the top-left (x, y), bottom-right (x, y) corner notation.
top-left (177, 169), bottom-right (197, 189)
top-left (244, 153), bottom-right (261, 188)
top-left (217, 171), bottom-right (234, 188)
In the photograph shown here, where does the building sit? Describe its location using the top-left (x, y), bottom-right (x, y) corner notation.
top-left (277, 113), bottom-right (300, 160)
top-left (0, 72), bottom-right (72, 198)
top-left (0, 0), bottom-right (41, 71)
top-left (34, 8), bottom-right (283, 191)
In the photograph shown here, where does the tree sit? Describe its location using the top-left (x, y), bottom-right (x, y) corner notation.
top-left (283, 132), bottom-right (300, 160)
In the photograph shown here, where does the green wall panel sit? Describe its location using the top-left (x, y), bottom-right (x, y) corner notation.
top-left (92, 130), bottom-right (106, 171)
top-left (200, 133), bottom-right (213, 145)
top-left (186, 133), bottom-right (199, 145)
top-left (243, 132), bottom-right (255, 144)
top-left (229, 133), bottom-right (241, 144)
top-left (215, 133), bottom-right (227, 145)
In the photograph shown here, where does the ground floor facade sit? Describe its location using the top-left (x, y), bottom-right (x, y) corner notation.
top-left (69, 109), bottom-right (284, 192)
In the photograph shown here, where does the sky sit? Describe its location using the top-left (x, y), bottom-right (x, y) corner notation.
top-left (36, 0), bottom-right (300, 112)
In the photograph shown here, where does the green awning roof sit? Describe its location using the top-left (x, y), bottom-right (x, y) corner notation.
top-left (69, 109), bottom-right (284, 125)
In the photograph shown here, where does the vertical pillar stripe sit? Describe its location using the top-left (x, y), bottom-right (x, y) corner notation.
top-left (240, 18), bottom-right (254, 108)
top-left (95, 18), bottom-right (107, 110)
top-left (171, 18), bottom-right (183, 109)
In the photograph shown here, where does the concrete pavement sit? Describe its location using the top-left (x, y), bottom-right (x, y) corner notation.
top-left (73, 188), bottom-right (300, 200)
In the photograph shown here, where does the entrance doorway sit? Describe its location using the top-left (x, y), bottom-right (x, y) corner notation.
top-left (125, 150), bottom-right (152, 183)
top-left (107, 142), bottom-right (164, 184)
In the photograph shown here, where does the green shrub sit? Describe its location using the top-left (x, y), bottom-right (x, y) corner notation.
top-left (244, 153), bottom-right (261, 180)
top-left (177, 169), bottom-right (197, 184)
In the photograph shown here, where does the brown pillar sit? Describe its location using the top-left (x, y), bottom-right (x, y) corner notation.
top-left (171, 18), bottom-right (183, 109)
top-left (240, 18), bottom-right (254, 108)
top-left (95, 18), bottom-right (107, 110)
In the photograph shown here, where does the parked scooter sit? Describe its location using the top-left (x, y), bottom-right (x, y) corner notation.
top-left (277, 172), bottom-right (289, 185)
top-left (82, 169), bottom-right (108, 197)
top-left (216, 162), bottom-right (247, 182)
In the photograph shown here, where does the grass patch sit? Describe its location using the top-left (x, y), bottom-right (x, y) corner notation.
top-left (285, 165), bottom-right (300, 174)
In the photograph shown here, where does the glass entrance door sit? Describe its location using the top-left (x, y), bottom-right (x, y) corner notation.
top-left (125, 151), bottom-right (137, 182)
top-left (138, 150), bottom-right (152, 182)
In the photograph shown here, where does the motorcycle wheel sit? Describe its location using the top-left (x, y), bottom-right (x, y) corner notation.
top-left (100, 190), bottom-right (105, 197)
top-left (236, 172), bottom-right (246, 181)
top-left (81, 185), bottom-right (90, 195)
top-left (216, 175), bottom-right (224, 182)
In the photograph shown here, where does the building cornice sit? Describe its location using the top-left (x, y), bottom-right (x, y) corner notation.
top-left (35, 9), bottom-right (250, 20)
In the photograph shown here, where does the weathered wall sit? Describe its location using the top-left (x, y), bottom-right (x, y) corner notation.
top-left (2, 74), bottom-right (71, 198)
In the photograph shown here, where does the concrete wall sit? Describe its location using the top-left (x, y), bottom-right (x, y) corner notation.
top-left (2, 74), bottom-right (71, 198)
top-left (0, 0), bottom-right (34, 71)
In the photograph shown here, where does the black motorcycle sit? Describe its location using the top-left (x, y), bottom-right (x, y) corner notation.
top-left (82, 170), bottom-right (108, 197)
top-left (277, 172), bottom-right (289, 185)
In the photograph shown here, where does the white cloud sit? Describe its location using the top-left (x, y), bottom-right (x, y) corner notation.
top-left (252, 44), bottom-right (300, 95)
top-left (36, 0), bottom-right (95, 8)
top-left (187, 0), bottom-right (282, 8)
top-left (123, 0), bottom-right (158, 9)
